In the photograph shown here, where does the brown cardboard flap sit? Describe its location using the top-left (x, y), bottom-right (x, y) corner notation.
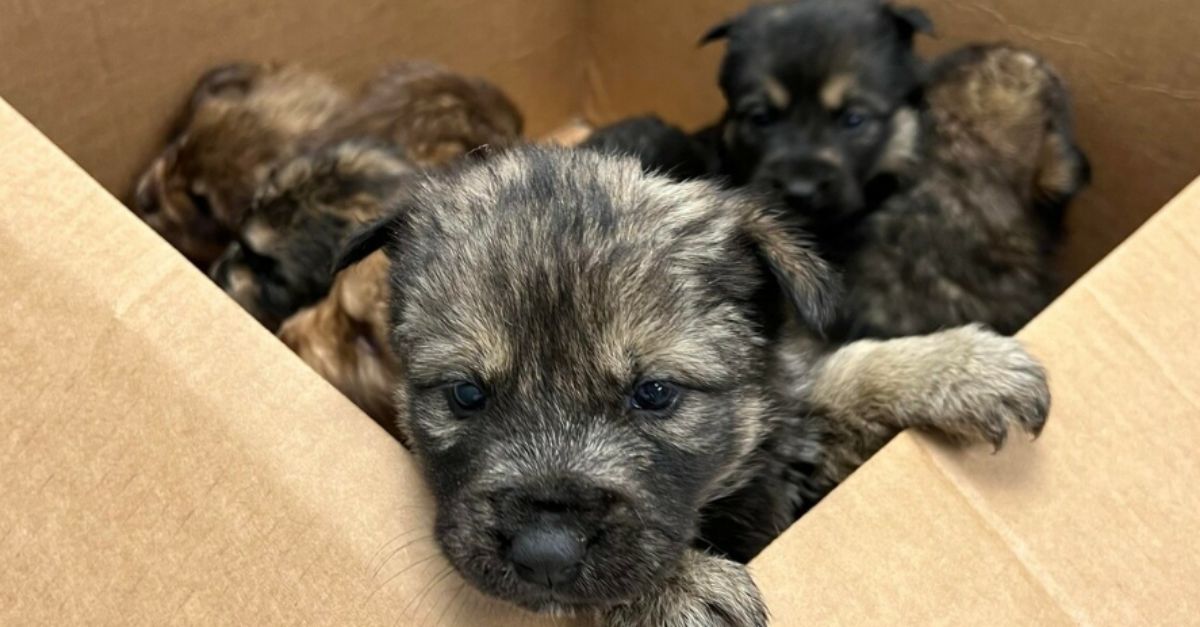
top-left (0, 0), bottom-right (585, 196)
top-left (751, 178), bottom-right (1200, 624)
top-left (0, 99), bottom-right (565, 626)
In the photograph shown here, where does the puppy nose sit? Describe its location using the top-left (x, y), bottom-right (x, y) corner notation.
top-left (783, 179), bottom-right (820, 204)
top-left (508, 523), bottom-right (585, 589)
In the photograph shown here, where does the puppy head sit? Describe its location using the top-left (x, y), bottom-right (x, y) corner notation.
top-left (925, 45), bottom-right (1090, 230)
top-left (277, 250), bottom-right (403, 439)
top-left (317, 60), bottom-right (524, 166)
top-left (211, 140), bottom-right (412, 330)
top-left (132, 63), bottom-right (349, 266)
top-left (335, 147), bottom-right (836, 612)
top-left (704, 0), bottom-right (932, 227)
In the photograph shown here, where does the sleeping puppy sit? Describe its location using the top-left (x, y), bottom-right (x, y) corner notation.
top-left (277, 250), bottom-right (404, 441)
top-left (131, 63), bottom-right (350, 267)
top-left (581, 115), bottom-right (718, 180)
top-left (210, 140), bottom-right (412, 330)
top-left (334, 146), bottom-right (1049, 626)
top-left (311, 60), bottom-right (524, 165)
top-left (704, 1), bottom-right (1089, 339)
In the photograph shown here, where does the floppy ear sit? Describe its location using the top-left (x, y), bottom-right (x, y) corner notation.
top-left (699, 18), bottom-right (734, 45)
top-left (886, 4), bottom-right (936, 42)
top-left (740, 205), bottom-right (842, 333)
top-left (331, 211), bottom-right (405, 278)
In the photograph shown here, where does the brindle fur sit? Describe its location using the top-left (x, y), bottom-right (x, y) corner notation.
top-left (210, 140), bottom-right (412, 330)
top-left (335, 146), bottom-right (1049, 626)
top-left (131, 63), bottom-right (350, 266)
top-left (310, 60), bottom-right (524, 166)
top-left (705, 1), bottom-right (1089, 340)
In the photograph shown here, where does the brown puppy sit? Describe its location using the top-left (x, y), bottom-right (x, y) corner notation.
top-left (312, 60), bottom-right (524, 165)
top-left (277, 250), bottom-right (404, 441)
top-left (834, 44), bottom-right (1090, 338)
top-left (334, 146), bottom-right (1049, 626)
top-left (131, 63), bottom-right (349, 266)
top-left (704, 1), bottom-right (1089, 339)
top-left (210, 140), bottom-right (412, 331)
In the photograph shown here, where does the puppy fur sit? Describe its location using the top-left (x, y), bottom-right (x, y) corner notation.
top-left (277, 250), bottom-right (405, 441)
top-left (210, 139), bottom-right (413, 331)
top-left (705, 1), bottom-right (1089, 339)
top-left (581, 115), bottom-right (719, 181)
top-left (131, 63), bottom-right (350, 266)
top-left (335, 146), bottom-right (1050, 626)
top-left (833, 44), bottom-right (1090, 338)
top-left (311, 60), bottom-right (524, 165)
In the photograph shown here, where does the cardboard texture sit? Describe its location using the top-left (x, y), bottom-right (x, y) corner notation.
top-left (752, 179), bottom-right (1200, 623)
top-left (2, 0), bottom-right (1199, 624)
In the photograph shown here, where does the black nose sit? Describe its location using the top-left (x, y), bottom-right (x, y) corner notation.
top-left (780, 175), bottom-right (835, 209)
top-left (507, 523), bottom-right (586, 589)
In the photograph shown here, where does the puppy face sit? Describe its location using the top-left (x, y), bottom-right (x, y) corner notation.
top-left (705, 0), bottom-right (931, 227)
top-left (336, 147), bottom-right (836, 613)
top-left (211, 140), bottom-right (412, 330)
top-left (315, 60), bottom-right (524, 167)
top-left (132, 63), bottom-right (349, 266)
top-left (925, 45), bottom-right (1090, 231)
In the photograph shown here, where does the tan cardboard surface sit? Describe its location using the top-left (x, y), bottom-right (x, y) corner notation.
top-left (585, 0), bottom-right (1200, 284)
top-left (0, 0), bottom-right (584, 197)
top-left (752, 178), bottom-right (1200, 624)
top-left (0, 99), bottom-right (562, 626)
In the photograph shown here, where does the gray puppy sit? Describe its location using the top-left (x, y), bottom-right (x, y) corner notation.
top-left (336, 147), bottom-right (1049, 626)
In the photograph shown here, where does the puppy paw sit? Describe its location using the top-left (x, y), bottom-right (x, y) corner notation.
top-left (599, 550), bottom-right (767, 627)
top-left (931, 324), bottom-right (1050, 450)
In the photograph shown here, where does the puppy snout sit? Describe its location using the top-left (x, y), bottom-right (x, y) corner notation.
top-left (769, 163), bottom-right (839, 211)
top-left (507, 521), bottom-right (586, 589)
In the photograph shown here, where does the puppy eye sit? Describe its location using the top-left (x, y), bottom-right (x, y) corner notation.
top-left (447, 381), bottom-right (487, 417)
top-left (743, 106), bottom-right (776, 128)
top-left (629, 380), bottom-right (680, 413)
top-left (186, 189), bottom-right (214, 216)
top-left (839, 109), bottom-right (870, 130)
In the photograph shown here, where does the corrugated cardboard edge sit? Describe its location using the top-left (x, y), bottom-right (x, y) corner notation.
top-left (751, 180), bottom-right (1200, 624)
top-left (0, 98), bottom-right (569, 626)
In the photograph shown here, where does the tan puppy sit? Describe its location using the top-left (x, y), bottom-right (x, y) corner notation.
top-left (131, 63), bottom-right (349, 266)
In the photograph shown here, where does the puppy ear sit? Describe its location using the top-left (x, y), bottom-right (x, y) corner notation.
top-left (741, 205), bottom-right (841, 333)
top-left (699, 19), bottom-right (734, 45)
top-left (191, 63), bottom-right (265, 106)
top-left (886, 4), bottom-right (936, 42)
top-left (332, 211), bottom-right (405, 277)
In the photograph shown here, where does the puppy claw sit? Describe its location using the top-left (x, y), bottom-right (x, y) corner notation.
top-left (600, 551), bottom-right (767, 627)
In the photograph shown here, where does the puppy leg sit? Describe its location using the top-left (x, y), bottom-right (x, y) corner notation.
top-left (805, 323), bottom-right (1050, 459)
top-left (599, 549), bottom-right (767, 627)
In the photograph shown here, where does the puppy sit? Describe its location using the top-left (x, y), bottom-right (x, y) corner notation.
top-left (334, 146), bottom-right (1049, 626)
top-left (833, 44), bottom-right (1090, 338)
top-left (311, 60), bottom-right (524, 165)
top-left (131, 63), bottom-right (350, 266)
top-left (704, 1), bottom-right (1089, 339)
top-left (210, 140), bottom-right (412, 330)
top-left (581, 115), bottom-right (718, 180)
top-left (277, 250), bottom-right (404, 441)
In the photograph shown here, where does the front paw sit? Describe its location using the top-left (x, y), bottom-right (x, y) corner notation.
top-left (936, 324), bottom-right (1050, 449)
top-left (599, 551), bottom-right (767, 627)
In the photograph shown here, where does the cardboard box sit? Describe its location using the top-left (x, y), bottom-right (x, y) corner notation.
top-left (2, 0), bottom-right (1197, 624)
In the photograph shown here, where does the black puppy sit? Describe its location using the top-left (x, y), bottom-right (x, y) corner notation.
top-left (581, 115), bottom-right (718, 180)
top-left (705, 0), bottom-right (1089, 339)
